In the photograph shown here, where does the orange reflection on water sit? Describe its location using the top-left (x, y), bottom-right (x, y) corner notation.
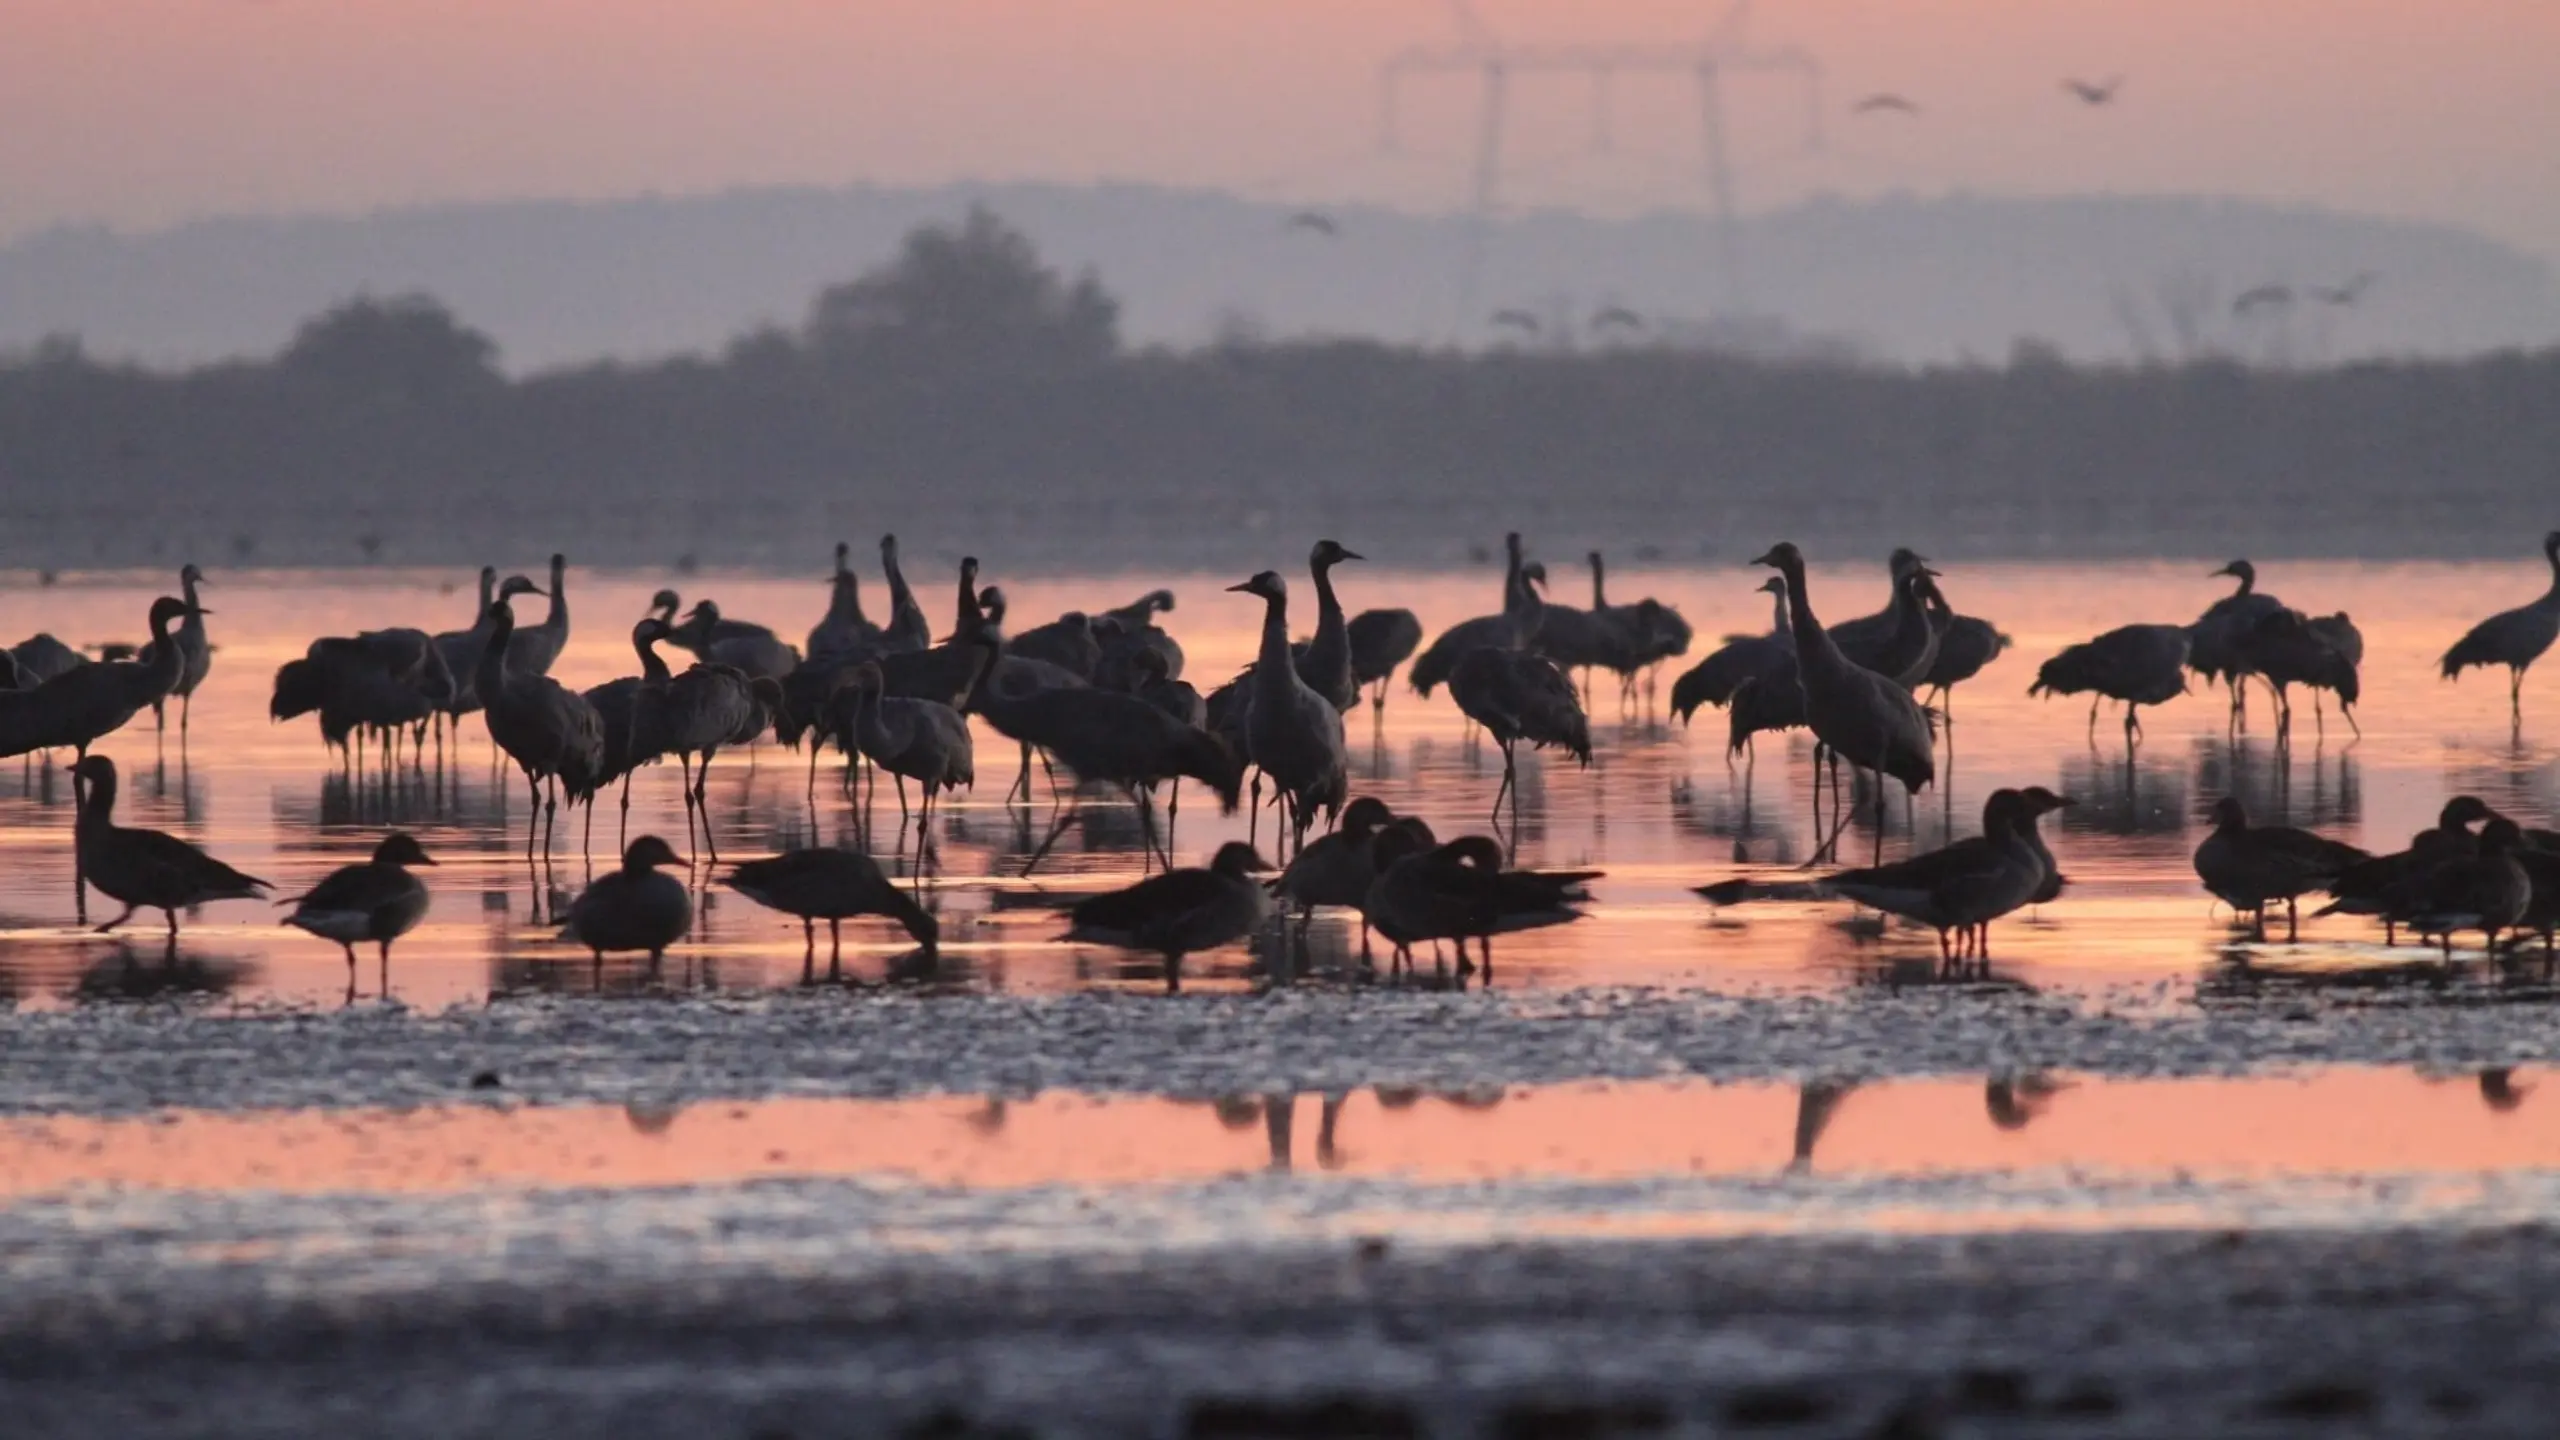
top-left (2, 1071), bottom-right (2548, 1198)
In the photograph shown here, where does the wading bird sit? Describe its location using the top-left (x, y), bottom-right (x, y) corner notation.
top-left (71, 754), bottom-right (269, 939)
top-left (560, 836), bottom-right (693, 973)
top-left (280, 832), bottom-right (436, 997)
top-left (727, 847), bottom-right (939, 979)
top-left (2192, 796), bottom-right (2367, 942)
top-left (1059, 841), bottom-right (1274, 992)
top-left (2029, 624), bottom-right (2190, 743)
top-left (2440, 530), bottom-right (2560, 726)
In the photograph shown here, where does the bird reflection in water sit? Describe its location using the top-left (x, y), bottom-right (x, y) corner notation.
top-left (2057, 745), bottom-right (2189, 838)
top-left (1259, 1092), bottom-right (1349, 1172)
top-left (2480, 1068), bottom-right (2531, 1113)
top-left (1786, 1079), bottom-right (1856, 1175)
top-left (1986, 1073), bottom-right (2068, 1130)
top-left (2190, 735), bottom-right (2359, 832)
top-left (73, 939), bottom-right (252, 1002)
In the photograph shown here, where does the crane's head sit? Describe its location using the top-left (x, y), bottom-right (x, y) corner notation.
top-left (2544, 530), bottom-right (2560, 562)
top-left (148, 596), bottom-right (202, 630)
top-left (1226, 571), bottom-right (1287, 603)
top-left (374, 833), bottom-right (437, 868)
top-left (1751, 542), bottom-right (1805, 572)
top-left (499, 574), bottom-right (546, 604)
top-left (2210, 559), bottom-right (2256, 587)
top-left (1888, 546), bottom-right (1931, 578)
top-left (633, 616), bottom-right (674, 647)
top-left (179, 562), bottom-right (205, 587)
top-left (683, 599), bottom-right (722, 624)
top-left (832, 540), bottom-right (850, 576)
top-left (1311, 539), bottom-right (1364, 569)
top-left (1756, 575), bottom-right (1787, 597)
top-left (1523, 562), bottom-right (1549, 592)
top-left (881, 533), bottom-right (902, 560)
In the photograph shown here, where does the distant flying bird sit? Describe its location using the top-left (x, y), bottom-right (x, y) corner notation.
top-left (2232, 285), bottom-right (2295, 315)
top-left (2308, 273), bottom-right (2378, 306)
top-left (1590, 306), bottom-right (1646, 332)
top-left (1284, 211), bottom-right (1339, 238)
top-left (1852, 93), bottom-right (1920, 115)
top-left (1490, 309), bottom-right (1541, 334)
top-left (2062, 76), bottom-right (2123, 105)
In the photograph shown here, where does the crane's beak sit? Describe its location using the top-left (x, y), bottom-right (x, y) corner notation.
top-left (1224, 582), bottom-right (1254, 594)
top-left (1918, 566), bottom-right (1943, 579)
top-left (191, 605), bottom-right (216, 616)
top-left (1339, 548), bottom-right (1366, 562)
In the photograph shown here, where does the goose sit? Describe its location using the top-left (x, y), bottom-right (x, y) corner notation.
top-left (279, 832), bottom-right (435, 995)
top-left (2405, 819), bottom-right (2533, 959)
top-left (728, 847), bottom-right (939, 978)
top-left (560, 836), bottom-right (693, 970)
top-left (477, 590), bottom-right (607, 861)
top-left (1231, 570), bottom-right (1347, 856)
top-left (1755, 543), bottom-right (1935, 862)
top-left (2441, 530), bottom-right (2560, 726)
top-left (1696, 789), bottom-right (2070, 965)
top-left (2192, 796), bottom-right (2367, 941)
top-left (1361, 828), bottom-right (1596, 981)
top-left (1410, 533), bottom-right (1543, 698)
top-left (71, 754), bottom-right (269, 937)
top-left (1671, 576), bottom-right (1793, 724)
top-left (1059, 840), bottom-right (1274, 992)
top-left (807, 541), bottom-right (885, 660)
top-left (1273, 795), bottom-right (1399, 946)
top-left (2029, 624), bottom-right (2190, 743)
top-left (504, 553), bottom-right (572, 677)
top-left (2314, 796), bottom-right (2498, 945)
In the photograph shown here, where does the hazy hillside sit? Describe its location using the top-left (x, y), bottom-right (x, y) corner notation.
top-left (2, 183), bottom-right (2554, 370)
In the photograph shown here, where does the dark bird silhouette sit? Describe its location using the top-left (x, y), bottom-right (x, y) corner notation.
top-left (2314, 795), bottom-right (2497, 945)
top-left (878, 533), bottom-right (935, 655)
top-left (1671, 576), bottom-right (1792, 725)
top-left (2030, 623), bottom-right (2190, 743)
top-left (1361, 828), bottom-right (1596, 981)
top-left (837, 656), bottom-right (981, 863)
top-left (2062, 75), bottom-right (2123, 105)
top-left (1757, 543), bottom-right (1935, 861)
top-left (1274, 795), bottom-right (1399, 946)
top-left (1590, 305), bottom-right (1647, 331)
top-left (1697, 789), bottom-right (2070, 966)
top-left (5, 632), bottom-right (87, 685)
top-left (670, 599), bottom-right (798, 681)
top-left (1295, 539), bottom-right (1365, 713)
top-left (0, 596), bottom-right (199, 764)
top-left (1915, 585), bottom-right (2011, 721)
top-left (478, 590), bottom-right (607, 861)
top-left (560, 835), bottom-right (693, 969)
top-left (504, 553), bottom-right (573, 678)
top-left (2193, 796), bottom-right (2368, 941)
top-left (1825, 548), bottom-right (1938, 683)
top-left (2232, 285), bottom-right (2295, 315)
top-left (136, 563), bottom-right (212, 735)
top-left (1490, 309), bottom-right (1541, 334)
top-left (280, 832), bottom-right (435, 996)
top-left (728, 847), bottom-right (939, 978)
top-left (636, 633), bottom-right (775, 862)
top-left (1060, 841), bottom-right (1274, 992)
top-left (1411, 533), bottom-right (1544, 698)
top-left (431, 568), bottom-right (516, 723)
top-left (1449, 642), bottom-right (1592, 826)
top-left (1232, 570), bottom-right (1348, 856)
top-left (2188, 560), bottom-right (2286, 724)
top-left (2240, 608), bottom-right (2361, 741)
top-left (2406, 818), bottom-right (2533, 959)
top-left (1853, 92), bottom-right (1920, 115)
top-left (2441, 530), bottom-right (2560, 726)
top-left (1345, 608), bottom-right (1423, 716)
top-left (72, 754), bottom-right (269, 937)
top-left (973, 682), bottom-right (1244, 853)
top-left (807, 541), bottom-right (885, 660)
top-left (269, 628), bottom-right (445, 766)
top-left (1284, 210), bottom-right (1339, 237)
top-left (1007, 611), bottom-right (1104, 681)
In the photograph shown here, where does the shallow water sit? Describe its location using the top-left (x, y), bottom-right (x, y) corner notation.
top-left (1, 558), bottom-right (2553, 1009)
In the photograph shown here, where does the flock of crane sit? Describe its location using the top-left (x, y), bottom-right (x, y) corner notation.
top-left (2, 525), bottom-right (2557, 993)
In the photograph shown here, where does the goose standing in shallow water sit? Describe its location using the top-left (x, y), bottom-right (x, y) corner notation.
top-left (2192, 796), bottom-right (2367, 942)
top-left (727, 847), bottom-right (939, 979)
top-left (1361, 828), bottom-right (1597, 982)
top-left (2405, 819), bottom-right (2533, 960)
top-left (2315, 796), bottom-right (2497, 945)
top-left (2441, 530), bottom-right (2560, 727)
top-left (71, 755), bottom-right (269, 938)
top-left (560, 836), bottom-right (693, 972)
top-left (1059, 841), bottom-right (1274, 992)
top-left (280, 833), bottom-right (435, 997)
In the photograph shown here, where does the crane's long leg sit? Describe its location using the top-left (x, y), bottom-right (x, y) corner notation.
top-left (523, 768), bottom-right (542, 863)
top-left (698, 748), bottom-right (720, 863)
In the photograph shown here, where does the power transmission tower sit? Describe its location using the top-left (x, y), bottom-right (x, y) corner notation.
top-left (1380, 0), bottom-right (1823, 328)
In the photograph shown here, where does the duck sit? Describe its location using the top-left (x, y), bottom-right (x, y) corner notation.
top-left (559, 836), bottom-right (693, 969)
top-left (1059, 841), bottom-right (1274, 992)
top-left (1361, 827), bottom-right (1597, 981)
top-left (70, 754), bottom-right (270, 938)
top-left (727, 847), bottom-right (939, 979)
top-left (2192, 796), bottom-right (2368, 942)
top-left (279, 833), bottom-right (435, 995)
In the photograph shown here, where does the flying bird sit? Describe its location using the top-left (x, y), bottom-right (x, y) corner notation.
top-left (2062, 76), bottom-right (2123, 105)
top-left (1490, 309), bottom-right (1541, 334)
top-left (1284, 211), bottom-right (1339, 238)
top-left (1590, 306), bottom-right (1646, 332)
top-left (2308, 273), bottom-right (2378, 306)
top-left (2232, 285), bottom-right (2295, 315)
top-left (1852, 93), bottom-right (1920, 115)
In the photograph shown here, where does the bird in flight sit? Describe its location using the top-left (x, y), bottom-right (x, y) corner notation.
top-left (1284, 211), bottom-right (1339, 238)
top-left (2062, 76), bottom-right (2124, 105)
top-left (1590, 306), bottom-right (1646, 332)
top-left (1490, 309), bottom-right (1541, 335)
top-left (2307, 273), bottom-right (2378, 306)
top-left (2232, 285), bottom-right (2295, 315)
top-left (1853, 93), bottom-right (1920, 116)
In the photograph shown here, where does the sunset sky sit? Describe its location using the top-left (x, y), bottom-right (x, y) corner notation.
top-left (5, 0), bottom-right (2559, 258)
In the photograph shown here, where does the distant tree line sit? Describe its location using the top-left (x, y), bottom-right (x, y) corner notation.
top-left (1, 205), bottom-right (2554, 572)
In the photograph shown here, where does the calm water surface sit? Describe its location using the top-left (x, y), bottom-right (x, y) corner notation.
top-left (2, 558), bottom-right (2555, 1010)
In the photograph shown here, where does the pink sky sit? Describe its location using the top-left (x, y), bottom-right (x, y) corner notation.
top-left (5, 0), bottom-right (2558, 257)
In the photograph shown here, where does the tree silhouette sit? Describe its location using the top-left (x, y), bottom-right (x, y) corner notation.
top-left (803, 205), bottom-right (1119, 377)
top-left (278, 294), bottom-right (501, 402)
